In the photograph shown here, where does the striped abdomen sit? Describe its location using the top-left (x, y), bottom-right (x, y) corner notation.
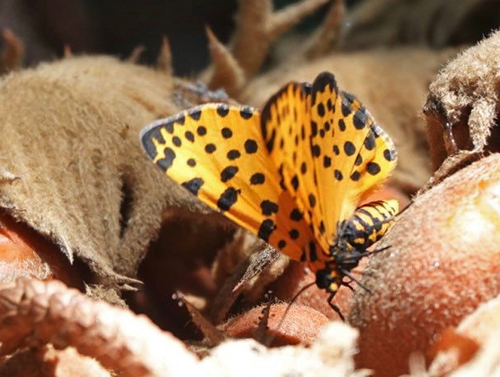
top-left (342, 199), bottom-right (399, 251)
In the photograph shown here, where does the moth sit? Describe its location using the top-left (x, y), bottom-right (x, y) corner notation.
top-left (141, 72), bottom-right (398, 318)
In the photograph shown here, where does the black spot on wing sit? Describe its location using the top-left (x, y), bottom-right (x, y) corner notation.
top-left (227, 149), bottom-right (241, 160)
top-left (185, 131), bottom-right (195, 142)
top-left (364, 132), bottom-right (376, 150)
top-left (319, 221), bottom-right (325, 234)
top-left (177, 113), bottom-right (187, 125)
top-left (182, 177), bottom-right (204, 196)
top-left (141, 126), bottom-right (163, 160)
top-left (355, 155), bottom-right (363, 166)
top-left (384, 148), bottom-right (396, 161)
top-left (311, 72), bottom-right (337, 104)
top-left (334, 169), bottom-right (343, 181)
top-left (338, 119), bottom-right (346, 131)
top-left (367, 162), bottom-right (381, 175)
top-left (156, 147), bottom-right (176, 171)
top-left (311, 144), bottom-right (321, 157)
top-left (260, 200), bottom-right (278, 215)
top-left (300, 162), bottom-right (307, 174)
top-left (289, 229), bottom-right (299, 239)
top-left (240, 106), bottom-right (254, 119)
top-left (309, 242), bottom-right (318, 262)
top-left (258, 219), bottom-right (276, 242)
top-left (308, 194), bottom-right (316, 207)
top-left (217, 187), bottom-right (240, 211)
top-left (290, 208), bottom-right (303, 221)
top-left (165, 122), bottom-right (174, 134)
top-left (172, 136), bottom-right (181, 147)
top-left (205, 144), bottom-right (216, 154)
top-left (344, 141), bottom-right (356, 156)
top-left (220, 166), bottom-right (238, 182)
top-left (197, 126), bottom-right (207, 136)
top-left (221, 127), bottom-right (233, 139)
top-left (311, 121), bottom-right (318, 137)
top-left (351, 171), bottom-right (361, 181)
top-left (317, 103), bottom-right (325, 117)
top-left (265, 129), bottom-right (276, 153)
top-left (353, 109), bottom-right (368, 129)
top-left (250, 172), bottom-right (265, 185)
top-left (188, 107), bottom-right (202, 121)
top-left (217, 104), bottom-right (229, 117)
top-left (244, 139), bottom-right (258, 154)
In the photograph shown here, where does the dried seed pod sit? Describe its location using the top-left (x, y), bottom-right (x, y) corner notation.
top-left (350, 153), bottom-right (500, 377)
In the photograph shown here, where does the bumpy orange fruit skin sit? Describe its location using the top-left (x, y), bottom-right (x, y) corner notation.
top-left (350, 154), bottom-right (500, 377)
top-left (221, 303), bottom-right (329, 346)
top-left (428, 293), bottom-right (500, 375)
top-left (0, 210), bottom-right (81, 287)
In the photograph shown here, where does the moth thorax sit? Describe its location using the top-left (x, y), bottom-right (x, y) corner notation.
top-left (329, 240), bottom-right (362, 272)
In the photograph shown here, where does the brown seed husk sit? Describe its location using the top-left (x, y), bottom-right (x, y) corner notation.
top-left (425, 29), bottom-right (500, 179)
top-left (0, 56), bottom-right (213, 287)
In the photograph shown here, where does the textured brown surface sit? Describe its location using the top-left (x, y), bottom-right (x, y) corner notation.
top-left (0, 56), bottom-right (214, 285)
top-left (424, 29), bottom-right (500, 188)
top-left (221, 303), bottom-right (330, 346)
top-left (428, 294), bottom-right (500, 377)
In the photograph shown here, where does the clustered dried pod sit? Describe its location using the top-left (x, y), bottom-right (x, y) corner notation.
top-left (424, 29), bottom-right (500, 187)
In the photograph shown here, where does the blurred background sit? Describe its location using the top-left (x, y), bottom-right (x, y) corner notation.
top-left (2, 0), bottom-right (500, 76)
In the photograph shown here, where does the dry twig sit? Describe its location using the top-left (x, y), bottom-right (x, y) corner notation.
top-left (157, 36), bottom-right (173, 76)
top-left (303, 0), bottom-right (345, 59)
top-left (0, 29), bottom-right (24, 74)
top-left (203, 0), bottom-right (329, 95)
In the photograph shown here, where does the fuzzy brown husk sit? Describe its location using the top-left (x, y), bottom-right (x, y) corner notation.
top-left (425, 29), bottom-right (500, 184)
top-left (0, 56), bottom-right (215, 287)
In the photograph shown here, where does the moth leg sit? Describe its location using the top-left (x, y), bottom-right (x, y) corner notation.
top-left (327, 292), bottom-right (345, 321)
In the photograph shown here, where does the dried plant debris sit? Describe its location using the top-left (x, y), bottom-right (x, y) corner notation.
top-left (0, 277), bottom-right (368, 377)
top-left (425, 29), bottom-right (500, 186)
